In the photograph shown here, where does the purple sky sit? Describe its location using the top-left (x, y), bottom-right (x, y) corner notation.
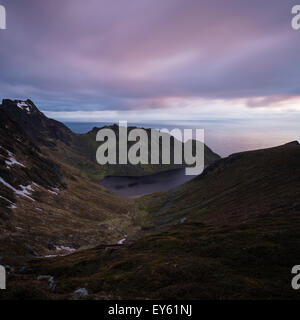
top-left (0, 0), bottom-right (300, 122)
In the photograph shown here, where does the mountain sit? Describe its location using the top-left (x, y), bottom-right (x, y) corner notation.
top-left (0, 100), bottom-right (146, 261)
top-left (2, 141), bottom-right (299, 299)
top-left (75, 125), bottom-right (220, 178)
top-left (2, 98), bottom-right (299, 300)
top-left (0, 99), bottom-right (219, 263)
top-left (0, 100), bottom-right (220, 182)
top-left (1, 99), bottom-right (73, 147)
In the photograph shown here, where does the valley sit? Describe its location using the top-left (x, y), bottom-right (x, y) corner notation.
top-left (0, 99), bottom-right (300, 300)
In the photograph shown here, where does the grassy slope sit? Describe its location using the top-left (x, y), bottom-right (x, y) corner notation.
top-left (3, 142), bottom-right (300, 299)
top-left (0, 107), bottom-right (152, 262)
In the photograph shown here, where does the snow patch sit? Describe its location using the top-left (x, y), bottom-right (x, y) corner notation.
top-left (0, 177), bottom-right (35, 201)
top-left (0, 194), bottom-right (17, 209)
top-left (55, 246), bottom-right (76, 253)
top-left (74, 288), bottom-right (88, 296)
top-left (48, 188), bottom-right (59, 195)
top-left (19, 184), bottom-right (34, 198)
top-left (17, 101), bottom-right (31, 113)
top-left (43, 246), bottom-right (76, 258)
top-left (118, 235), bottom-right (127, 245)
top-left (5, 155), bottom-right (25, 168)
top-left (0, 148), bottom-right (25, 168)
top-left (0, 195), bottom-right (12, 203)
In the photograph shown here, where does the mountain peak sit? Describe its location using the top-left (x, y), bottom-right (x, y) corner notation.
top-left (16, 100), bottom-right (35, 114)
top-left (1, 99), bottom-right (42, 116)
top-left (285, 140), bottom-right (299, 146)
top-left (0, 98), bottom-right (72, 146)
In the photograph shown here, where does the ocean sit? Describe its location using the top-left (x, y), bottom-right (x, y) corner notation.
top-left (64, 119), bottom-right (300, 158)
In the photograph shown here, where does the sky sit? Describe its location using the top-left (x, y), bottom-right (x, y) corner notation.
top-left (0, 0), bottom-right (300, 127)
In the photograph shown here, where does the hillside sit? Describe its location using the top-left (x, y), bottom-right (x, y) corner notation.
top-left (0, 101), bottom-right (145, 261)
top-left (0, 99), bottom-right (219, 269)
top-left (1, 140), bottom-right (300, 299)
top-left (0, 100), bottom-right (219, 182)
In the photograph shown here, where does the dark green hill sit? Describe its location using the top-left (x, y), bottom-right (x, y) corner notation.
top-left (0, 99), bottom-right (220, 181)
top-left (2, 141), bottom-right (300, 299)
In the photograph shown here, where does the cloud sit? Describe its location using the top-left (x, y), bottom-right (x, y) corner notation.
top-left (0, 0), bottom-right (299, 113)
top-left (245, 95), bottom-right (300, 108)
